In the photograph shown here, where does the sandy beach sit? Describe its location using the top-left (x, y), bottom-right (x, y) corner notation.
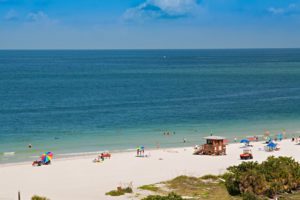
top-left (0, 139), bottom-right (299, 200)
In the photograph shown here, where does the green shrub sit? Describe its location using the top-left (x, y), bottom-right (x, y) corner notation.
top-left (201, 174), bottom-right (219, 180)
top-left (223, 172), bottom-right (241, 196)
top-left (142, 192), bottom-right (183, 200)
top-left (105, 187), bottom-right (133, 196)
top-left (242, 192), bottom-right (260, 200)
top-left (224, 156), bottom-right (300, 199)
top-left (105, 190), bottom-right (125, 196)
top-left (123, 187), bottom-right (133, 193)
top-left (31, 195), bottom-right (49, 200)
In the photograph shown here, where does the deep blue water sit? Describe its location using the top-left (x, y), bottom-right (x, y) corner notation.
top-left (1, 49), bottom-right (300, 163)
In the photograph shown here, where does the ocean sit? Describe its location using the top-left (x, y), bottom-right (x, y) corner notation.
top-left (1, 49), bottom-right (300, 163)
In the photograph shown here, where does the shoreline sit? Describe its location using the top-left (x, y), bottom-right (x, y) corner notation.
top-left (2, 120), bottom-right (299, 165)
top-left (1, 130), bottom-right (294, 166)
top-left (0, 136), bottom-right (289, 166)
top-left (0, 143), bottom-right (199, 168)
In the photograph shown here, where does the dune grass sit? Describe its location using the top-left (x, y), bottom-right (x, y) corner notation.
top-left (31, 195), bottom-right (49, 200)
top-left (142, 192), bottom-right (183, 200)
top-left (276, 192), bottom-right (300, 200)
top-left (105, 187), bottom-right (133, 196)
top-left (163, 175), bottom-right (241, 200)
top-left (200, 174), bottom-right (220, 180)
top-left (138, 184), bottom-right (160, 192)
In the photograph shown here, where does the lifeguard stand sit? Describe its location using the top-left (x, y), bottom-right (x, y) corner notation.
top-left (195, 136), bottom-right (226, 155)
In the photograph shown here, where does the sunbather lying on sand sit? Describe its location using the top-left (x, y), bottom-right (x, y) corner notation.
top-left (32, 160), bottom-right (51, 166)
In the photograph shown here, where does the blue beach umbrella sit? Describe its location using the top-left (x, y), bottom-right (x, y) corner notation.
top-left (267, 142), bottom-right (277, 149)
top-left (240, 139), bottom-right (250, 143)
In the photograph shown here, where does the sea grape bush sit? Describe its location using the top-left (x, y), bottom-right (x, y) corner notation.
top-left (223, 156), bottom-right (300, 199)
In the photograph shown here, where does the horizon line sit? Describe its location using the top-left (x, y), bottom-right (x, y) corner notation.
top-left (0, 47), bottom-right (300, 51)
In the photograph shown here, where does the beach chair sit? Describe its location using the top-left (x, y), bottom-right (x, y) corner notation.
top-left (101, 152), bottom-right (111, 159)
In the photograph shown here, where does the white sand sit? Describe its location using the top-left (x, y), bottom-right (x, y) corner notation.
top-left (0, 140), bottom-right (299, 200)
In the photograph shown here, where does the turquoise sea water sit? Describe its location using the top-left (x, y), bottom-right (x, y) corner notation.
top-left (1, 49), bottom-right (300, 163)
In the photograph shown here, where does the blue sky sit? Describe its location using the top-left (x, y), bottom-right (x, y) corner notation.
top-left (0, 0), bottom-right (300, 49)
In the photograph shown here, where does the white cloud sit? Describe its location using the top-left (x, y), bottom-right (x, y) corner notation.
top-left (26, 11), bottom-right (58, 25)
top-left (27, 11), bottom-right (48, 22)
top-left (123, 0), bottom-right (201, 21)
top-left (268, 3), bottom-right (299, 15)
top-left (4, 9), bottom-right (18, 21)
top-left (268, 7), bottom-right (285, 15)
top-left (151, 0), bottom-right (199, 15)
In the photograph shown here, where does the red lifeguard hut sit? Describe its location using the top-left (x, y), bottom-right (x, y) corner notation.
top-left (194, 136), bottom-right (226, 155)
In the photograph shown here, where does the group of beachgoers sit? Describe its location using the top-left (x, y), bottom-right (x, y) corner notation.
top-left (162, 131), bottom-right (188, 144)
top-left (93, 151), bottom-right (111, 163)
top-left (163, 131), bottom-right (175, 136)
top-left (238, 132), bottom-right (293, 155)
top-left (30, 130), bottom-right (295, 167)
top-left (31, 146), bottom-right (149, 167)
top-left (136, 146), bottom-right (145, 157)
top-left (193, 130), bottom-right (291, 158)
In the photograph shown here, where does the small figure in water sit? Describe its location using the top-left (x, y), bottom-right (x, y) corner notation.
top-left (234, 137), bottom-right (237, 143)
top-left (28, 144), bottom-right (32, 148)
top-left (183, 138), bottom-right (186, 143)
top-left (156, 142), bottom-right (160, 149)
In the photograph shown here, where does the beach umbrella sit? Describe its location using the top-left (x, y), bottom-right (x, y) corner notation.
top-left (267, 142), bottom-right (277, 149)
top-left (41, 152), bottom-right (53, 163)
top-left (240, 139), bottom-right (250, 143)
top-left (137, 146), bottom-right (144, 150)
